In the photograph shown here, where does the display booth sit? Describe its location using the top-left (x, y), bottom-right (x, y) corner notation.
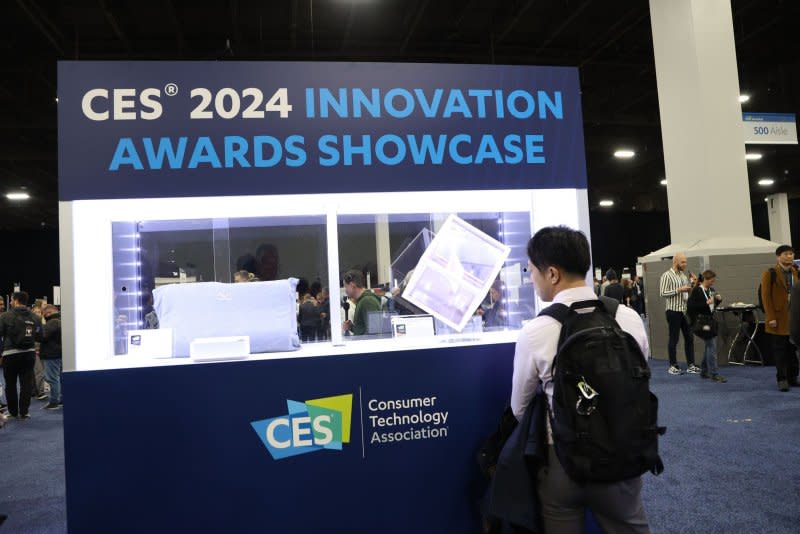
top-left (59, 61), bottom-right (589, 532)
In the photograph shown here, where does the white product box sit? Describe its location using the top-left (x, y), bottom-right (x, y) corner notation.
top-left (127, 329), bottom-right (175, 359)
top-left (189, 336), bottom-right (251, 362)
top-left (390, 315), bottom-right (436, 339)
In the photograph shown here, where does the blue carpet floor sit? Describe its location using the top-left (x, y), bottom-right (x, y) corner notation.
top-left (1, 360), bottom-right (799, 533)
top-left (1, 399), bottom-right (66, 534)
top-left (642, 360), bottom-right (800, 534)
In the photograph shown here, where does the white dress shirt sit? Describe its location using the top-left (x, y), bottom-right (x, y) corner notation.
top-left (511, 285), bottom-right (651, 424)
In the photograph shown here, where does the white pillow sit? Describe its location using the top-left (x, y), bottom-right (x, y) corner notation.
top-left (153, 279), bottom-right (300, 357)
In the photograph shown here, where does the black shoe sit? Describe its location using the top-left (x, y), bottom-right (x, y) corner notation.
top-left (43, 403), bottom-right (61, 410)
top-left (17, 414), bottom-right (30, 420)
top-left (700, 372), bottom-right (710, 379)
top-left (788, 379), bottom-right (800, 387)
top-left (778, 380), bottom-right (790, 392)
top-left (711, 375), bottom-right (728, 383)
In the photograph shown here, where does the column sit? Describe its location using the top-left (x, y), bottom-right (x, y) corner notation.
top-left (649, 0), bottom-right (753, 242)
top-left (766, 193), bottom-right (792, 245)
top-left (375, 214), bottom-right (391, 286)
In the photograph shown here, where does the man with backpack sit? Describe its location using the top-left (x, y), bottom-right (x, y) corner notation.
top-left (0, 292), bottom-right (39, 420)
top-left (760, 245), bottom-right (799, 392)
top-left (512, 226), bottom-right (659, 533)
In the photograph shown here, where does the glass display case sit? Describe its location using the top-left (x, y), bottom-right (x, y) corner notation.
top-left (65, 188), bottom-right (588, 370)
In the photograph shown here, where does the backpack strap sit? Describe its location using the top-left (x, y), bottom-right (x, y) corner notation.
top-left (539, 296), bottom-right (620, 324)
top-left (537, 302), bottom-right (570, 324)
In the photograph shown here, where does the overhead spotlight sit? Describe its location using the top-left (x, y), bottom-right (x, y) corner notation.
top-left (6, 192), bottom-right (30, 200)
top-left (55, 97), bottom-right (59, 103)
top-left (598, 199), bottom-right (614, 207)
top-left (739, 94), bottom-right (750, 103)
top-left (745, 153), bottom-right (762, 161)
top-left (613, 150), bottom-right (635, 159)
top-left (764, 197), bottom-right (769, 202)
top-left (660, 179), bottom-right (667, 185)
top-left (758, 178), bottom-right (774, 186)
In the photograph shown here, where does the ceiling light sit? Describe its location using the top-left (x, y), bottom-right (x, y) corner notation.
top-left (6, 192), bottom-right (31, 200)
top-left (55, 97), bottom-right (59, 103)
top-left (613, 150), bottom-right (635, 159)
top-left (660, 179), bottom-right (667, 185)
top-left (598, 199), bottom-right (614, 207)
top-left (739, 94), bottom-right (750, 103)
top-left (758, 178), bottom-right (774, 186)
top-left (764, 197), bottom-right (769, 202)
top-left (745, 153), bottom-right (762, 161)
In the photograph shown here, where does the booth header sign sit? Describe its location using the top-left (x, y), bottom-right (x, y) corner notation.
top-left (743, 113), bottom-right (798, 145)
top-left (57, 61), bottom-right (587, 200)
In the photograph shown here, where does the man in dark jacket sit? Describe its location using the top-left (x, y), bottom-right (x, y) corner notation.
top-left (0, 291), bottom-right (38, 419)
top-left (36, 305), bottom-right (62, 409)
top-left (602, 269), bottom-right (625, 303)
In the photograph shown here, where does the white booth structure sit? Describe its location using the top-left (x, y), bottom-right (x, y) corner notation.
top-left (58, 61), bottom-right (589, 532)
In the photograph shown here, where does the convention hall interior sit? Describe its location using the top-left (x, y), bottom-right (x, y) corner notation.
top-left (1, 1), bottom-right (799, 533)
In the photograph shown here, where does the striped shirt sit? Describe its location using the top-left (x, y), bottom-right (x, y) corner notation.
top-left (659, 268), bottom-right (690, 312)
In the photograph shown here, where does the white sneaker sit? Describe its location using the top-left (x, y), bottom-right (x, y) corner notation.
top-left (686, 364), bottom-right (702, 374)
top-left (668, 365), bottom-right (683, 375)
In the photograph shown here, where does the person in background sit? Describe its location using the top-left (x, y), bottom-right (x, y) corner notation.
top-left (0, 292), bottom-right (38, 420)
top-left (30, 299), bottom-right (48, 401)
top-left (342, 270), bottom-right (381, 336)
top-left (761, 245), bottom-right (799, 392)
top-left (630, 273), bottom-right (645, 316)
top-left (687, 270), bottom-right (726, 383)
top-left (317, 288), bottom-right (331, 340)
top-left (603, 269), bottom-right (625, 303)
top-left (622, 278), bottom-right (632, 306)
top-left (36, 305), bottom-right (62, 409)
top-left (659, 252), bottom-right (700, 375)
top-left (255, 243), bottom-right (280, 281)
top-left (233, 270), bottom-right (251, 283)
top-left (298, 293), bottom-right (320, 342)
top-left (477, 280), bottom-right (508, 328)
top-left (599, 274), bottom-right (610, 296)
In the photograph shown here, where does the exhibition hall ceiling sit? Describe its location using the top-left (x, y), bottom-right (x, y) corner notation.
top-left (2, 0), bottom-right (798, 231)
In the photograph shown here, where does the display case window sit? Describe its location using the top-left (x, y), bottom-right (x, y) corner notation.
top-left (66, 189), bottom-right (587, 370)
top-left (336, 209), bottom-right (535, 341)
top-left (110, 215), bottom-right (327, 356)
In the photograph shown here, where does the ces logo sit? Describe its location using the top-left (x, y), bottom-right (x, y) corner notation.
top-left (250, 394), bottom-right (353, 460)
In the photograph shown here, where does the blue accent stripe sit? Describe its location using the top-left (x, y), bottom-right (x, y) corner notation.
top-left (742, 113), bottom-right (796, 123)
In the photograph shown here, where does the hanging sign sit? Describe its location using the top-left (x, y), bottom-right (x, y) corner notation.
top-left (743, 113), bottom-right (797, 144)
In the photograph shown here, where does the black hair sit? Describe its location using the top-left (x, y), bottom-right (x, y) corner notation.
top-left (12, 291), bottom-right (29, 306)
top-left (310, 280), bottom-right (322, 297)
top-left (775, 245), bottom-right (793, 256)
top-left (526, 226), bottom-right (591, 278)
top-left (343, 269), bottom-right (366, 288)
top-left (296, 278), bottom-right (310, 296)
top-left (235, 253), bottom-right (257, 273)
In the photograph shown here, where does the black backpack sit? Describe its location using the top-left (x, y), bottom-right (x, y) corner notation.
top-left (539, 296), bottom-right (665, 484)
top-left (757, 268), bottom-right (776, 311)
top-left (10, 309), bottom-right (37, 350)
